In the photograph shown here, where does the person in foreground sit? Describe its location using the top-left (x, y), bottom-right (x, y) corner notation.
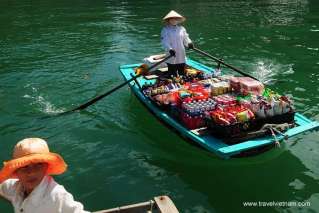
top-left (0, 137), bottom-right (90, 213)
top-left (161, 10), bottom-right (194, 76)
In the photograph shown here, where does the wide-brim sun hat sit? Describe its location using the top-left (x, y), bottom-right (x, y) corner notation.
top-left (162, 10), bottom-right (186, 23)
top-left (0, 138), bottom-right (67, 183)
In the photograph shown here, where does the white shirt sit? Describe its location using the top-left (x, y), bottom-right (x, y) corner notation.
top-left (161, 25), bottom-right (192, 64)
top-left (0, 176), bottom-right (90, 213)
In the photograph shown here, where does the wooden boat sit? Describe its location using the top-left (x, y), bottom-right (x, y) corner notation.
top-left (119, 58), bottom-right (319, 159)
top-left (93, 195), bottom-right (178, 213)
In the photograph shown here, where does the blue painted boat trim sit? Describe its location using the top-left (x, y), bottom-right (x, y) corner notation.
top-left (119, 59), bottom-right (319, 158)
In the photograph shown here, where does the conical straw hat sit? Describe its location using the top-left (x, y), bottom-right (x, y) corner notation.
top-left (163, 10), bottom-right (186, 22)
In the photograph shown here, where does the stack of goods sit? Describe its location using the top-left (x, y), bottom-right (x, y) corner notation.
top-left (143, 79), bottom-right (182, 106)
top-left (214, 94), bottom-right (237, 106)
top-left (237, 88), bottom-right (295, 127)
top-left (205, 93), bottom-right (256, 137)
top-left (175, 83), bottom-right (212, 129)
top-left (230, 77), bottom-right (264, 96)
top-left (180, 98), bottom-right (215, 129)
top-left (209, 105), bottom-right (255, 126)
top-left (142, 66), bottom-right (295, 139)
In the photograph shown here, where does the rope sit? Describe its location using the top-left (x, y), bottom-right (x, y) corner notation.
top-left (261, 123), bottom-right (294, 147)
top-left (269, 127), bottom-right (280, 147)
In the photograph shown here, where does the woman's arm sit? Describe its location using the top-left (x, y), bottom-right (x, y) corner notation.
top-left (161, 27), bottom-right (172, 51)
top-left (182, 27), bottom-right (192, 47)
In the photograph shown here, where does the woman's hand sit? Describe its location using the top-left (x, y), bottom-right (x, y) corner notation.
top-left (169, 49), bottom-right (176, 56)
top-left (188, 43), bottom-right (194, 49)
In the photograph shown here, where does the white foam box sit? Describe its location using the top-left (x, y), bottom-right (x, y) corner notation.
top-left (143, 54), bottom-right (168, 71)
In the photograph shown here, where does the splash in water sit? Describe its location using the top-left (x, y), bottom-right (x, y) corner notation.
top-left (251, 60), bottom-right (294, 85)
top-left (23, 86), bottom-right (65, 114)
top-left (253, 61), bottom-right (276, 84)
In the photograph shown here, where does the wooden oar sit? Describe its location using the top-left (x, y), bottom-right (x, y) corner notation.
top-left (60, 54), bottom-right (174, 115)
top-left (192, 47), bottom-right (259, 81)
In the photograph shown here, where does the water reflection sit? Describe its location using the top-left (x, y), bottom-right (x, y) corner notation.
top-left (256, 0), bottom-right (309, 26)
top-left (139, 146), bottom-right (319, 213)
top-left (185, 0), bottom-right (309, 28)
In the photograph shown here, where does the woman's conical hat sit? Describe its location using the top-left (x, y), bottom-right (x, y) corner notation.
top-left (163, 10), bottom-right (186, 22)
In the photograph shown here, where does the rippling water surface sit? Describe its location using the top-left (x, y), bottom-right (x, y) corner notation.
top-left (1, 0), bottom-right (319, 212)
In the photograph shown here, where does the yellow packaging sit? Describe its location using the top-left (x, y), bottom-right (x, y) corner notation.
top-left (211, 86), bottom-right (218, 96)
top-left (218, 86), bottom-right (224, 95)
top-left (236, 111), bottom-right (249, 122)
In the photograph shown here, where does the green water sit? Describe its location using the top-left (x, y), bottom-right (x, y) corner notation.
top-left (1, 0), bottom-right (319, 212)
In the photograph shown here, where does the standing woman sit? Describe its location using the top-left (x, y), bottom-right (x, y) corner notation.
top-left (161, 10), bottom-right (194, 76)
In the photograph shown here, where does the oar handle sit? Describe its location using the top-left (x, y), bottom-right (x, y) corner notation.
top-left (192, 47), bottom-right (259, 81)
top-left (61, 54), bottom-right (174, 114)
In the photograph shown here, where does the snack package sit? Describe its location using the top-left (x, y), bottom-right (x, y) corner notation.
top-left (231, 77), bottom-right (264, 95)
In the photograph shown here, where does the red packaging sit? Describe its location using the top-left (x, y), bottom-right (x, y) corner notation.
top-left (230, 77), bottom-right (240, 91)
top-left (167, 92), bottom-right (179, 105)
top-left (180, 112), bottom-right (205, 129)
